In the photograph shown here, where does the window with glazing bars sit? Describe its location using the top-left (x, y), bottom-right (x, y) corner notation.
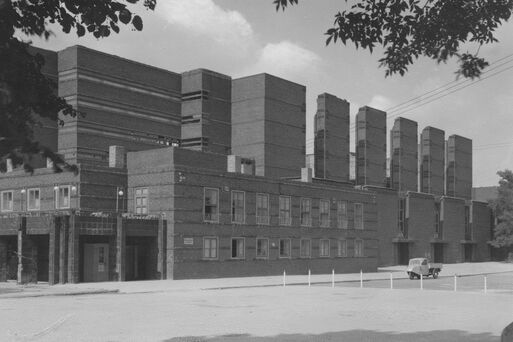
top-left (279, 196), bottom-right (291, 225)
top-left (354, 203), bottom-right (364, 229)
top-left (256, 193), bottom-right (269, 225)
top-left (134, 188), bottom-right (148, 215)
top-left (300, 198), bottom-right (311, 226)
top-left (204, 188), bottom-right (219, 222)
top-left (337, 201), bottom-right (348, 229)
top-left (319, 199), bottom-right (330, 227)
top-left (231, 191), bottom-right (245, 223)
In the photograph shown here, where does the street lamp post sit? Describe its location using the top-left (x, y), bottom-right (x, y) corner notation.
top-left (116, 187), bottom-right (124, 214)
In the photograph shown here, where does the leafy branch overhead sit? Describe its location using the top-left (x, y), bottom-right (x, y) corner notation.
top-left (0, 0), bottom-right (155, 173)
top-left (274, 0), bottom-right (513, 78)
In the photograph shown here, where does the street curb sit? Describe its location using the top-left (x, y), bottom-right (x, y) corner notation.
top-left (0, 289), bottom-right (119, 299)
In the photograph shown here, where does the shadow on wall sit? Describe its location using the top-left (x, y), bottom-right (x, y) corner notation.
top-left (164, 330), bottom-right (497, 342)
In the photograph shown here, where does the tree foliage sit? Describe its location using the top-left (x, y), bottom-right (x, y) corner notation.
top-left (274, 0), bottom-right (513, 78)
top-left (0, 0), bottom-right (155, 172)
top-left (489, 170), bottom-right (513, 248)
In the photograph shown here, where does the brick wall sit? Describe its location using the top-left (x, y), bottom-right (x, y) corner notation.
top-left (407, 192), bottom-right (436, 259)
top-left (442, 196), bottom-right (466, 263)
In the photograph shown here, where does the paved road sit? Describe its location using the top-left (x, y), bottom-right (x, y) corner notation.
top-left (318, 271), bottom-right (513, 294)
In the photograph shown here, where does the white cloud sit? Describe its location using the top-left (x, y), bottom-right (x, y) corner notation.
top-left (158, 0), bottom-right (255, 53)
top-left (368, 95), bottom-right (393, 112)
top-left (247, 41), bottom-right (322, 81)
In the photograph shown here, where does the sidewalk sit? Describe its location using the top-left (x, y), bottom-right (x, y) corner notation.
top-left (1, 261), bottom-right (511, 299)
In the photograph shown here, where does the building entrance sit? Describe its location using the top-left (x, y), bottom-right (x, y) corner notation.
top-left (397, 243), bottom-right (409, 265)
top-left (464, 244), bottom-right (473, 262)
top-left (433, 243), bottom-right (444, 263)
top-left (83, 243), bottom-right (109, 282)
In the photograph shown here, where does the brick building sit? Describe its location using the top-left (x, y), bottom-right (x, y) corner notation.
top-left (0, 45), bottom-right (494, 284)
top-left (313, 93), bottom-right (350, 182)
top-left (355, 106), bottom-right (387, 187)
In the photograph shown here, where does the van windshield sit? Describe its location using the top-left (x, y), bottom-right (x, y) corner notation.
top-left (409, 260), bottom-right (420, 266)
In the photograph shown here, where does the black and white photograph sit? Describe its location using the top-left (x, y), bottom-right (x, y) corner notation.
top-left (1, 0), bottom-right (513, 341)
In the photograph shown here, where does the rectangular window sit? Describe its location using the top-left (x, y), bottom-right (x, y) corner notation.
top-left (319, 199), bottom-right (330, 227)
top-left (354, 203), bottom-right (364, 230)
top-left (256, 193), bottom-right (269, 225)
top-left (319, 239), bottom-right (330, 257)
top-left (204, 188), bottom-right (219, 222)
top-left (27, 188), bottom-right (40, 211)
top-left (434, 202), bottom-right (441, 237)
top-left (337, 201), bottom-right (348, 229)
top-left (1, 191), bottom-right (13, 212)
top-left (398, 198), bottom-right (406, 234)
top-left (203, 237), bottom-right (218, 259)
top-left (337, 240), bottom-right (347, 257)
top-left (231, 238), bottom-right (245, 259)
top-left (300, 198), bottom-right (311, 226)
top-left (55, 186), bottom-right (70, 209)
top-left (354, 239), bottom-right (364, 257)
top-left (279, 239), bottom-right (291, 258)
top-left (134, 187), bottom-right (148, 215)
top-left (300, 239), bottom-right (311, 258)
top-left (465, 206), bottom-right (472, 240)
top-left (279, 196), bottom-right (291, 225)
top-left (231, 191), bottom-right (245, 223)
top-left (256, 238), bottom-right (269, 258)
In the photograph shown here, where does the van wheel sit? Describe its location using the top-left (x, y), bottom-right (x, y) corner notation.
top-left (433, 271), bottom-right (439, 279)
top-left (409, 272), bottom-right (415, 280)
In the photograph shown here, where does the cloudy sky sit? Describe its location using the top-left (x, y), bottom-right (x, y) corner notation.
top-left (27, 0), bottom-right (513, 187)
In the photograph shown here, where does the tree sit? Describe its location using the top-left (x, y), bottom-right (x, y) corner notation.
top-left (0, 0), bottom-right (156, 172)
top-left (489, 170), bottom-right (513, 248)
top-left (274, 0), bottom-right (513, 78)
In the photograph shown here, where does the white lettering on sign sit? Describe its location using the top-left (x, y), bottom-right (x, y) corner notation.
top-left (184, 237), bottom-right (194, 245)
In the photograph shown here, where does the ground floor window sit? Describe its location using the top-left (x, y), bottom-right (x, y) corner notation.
top-left (354, 239), bottom-right (364, 257)
top-left (231, 238), bottom-right (245, 259)
top-left (319, 239), bottom-right (330, 257)
top-left (300, 239), bottom-right (311, 258)
top-left (203, 237), bottom-right (218, 259)
top-left (337, 240), bottom-right (347, 257)
top-left (279, 239), bottom-right (291, 258)
top-left (256, 238), bottom-right (269, 258)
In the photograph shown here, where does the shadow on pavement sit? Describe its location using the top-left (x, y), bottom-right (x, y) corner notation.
top-left (164, 330), bottom-right (497, 342)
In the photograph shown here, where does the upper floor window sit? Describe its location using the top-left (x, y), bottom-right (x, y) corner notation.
top-left (256, 238), bottom-right (269, 258)
top-left (337, 201), bottom-right (348, 229)
top-left (1, 191), bottom-right (13, 212)
top-left (203, 237), bottom-right (218, 259)
top-left (398, 198), bottom-right (406, 235)
top-left (27, 188), bottom-right (40, 211)
top-left (134, 187), bottom-right (148, 215)
top-left (231, 191), bottom-right (245, 224)
top-left (319, 199), bottom-right (330, 227)
top-left (279, 239), bottom-right (291, 258)
top-left (279, 196), bottom-right (291, 226)
top-left (204, 188), bottom-right (219, 222)
top-left (300, 198), bottom-right (312, 226)
top-left (354, 203), bottom-right (364, 230)
top-left (465, 205), bottom-right (472, 240)
top-left (354, 239), bottom-right (364, 257)
top-left (337, 240), bottom-right (347, 257)
top-left (55, 186), bottom-right (71, 209)
top-left (256, 193), bottom-right (269, 225)
top-left (319, 239), bottom-right (330, 257)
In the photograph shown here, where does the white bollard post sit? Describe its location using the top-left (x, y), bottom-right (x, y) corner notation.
top-left (283, 270), bottom-right (286, 287)
top-left (332, 269), bottom-right (335, 288)
top-left (390, 273), bottom-right (393, 289)
top-left (360, 270), bottom-right (363, 288)
top-left (454, 274), bottom-right (457, 292)
top-left (484, 275), bottom-right (487, 294)
top-left (308, 269), bottom-right (311, 287)
top-left (420, 273), bottom-right (423, 290)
